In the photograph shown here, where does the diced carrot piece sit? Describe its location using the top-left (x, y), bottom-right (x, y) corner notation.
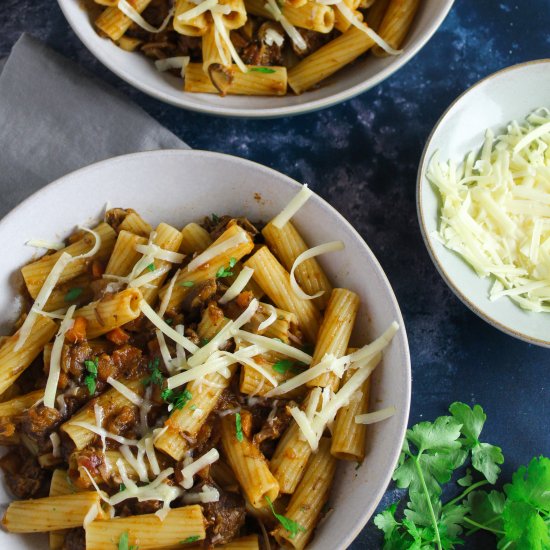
top-left (91, 260), bottom-right (105, 279)
top-left (65, 317), bottom-right (88, 343)
top-left (106, 327), bottom-right (130, 346)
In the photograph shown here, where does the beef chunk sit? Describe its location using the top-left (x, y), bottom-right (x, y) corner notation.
top-left (181, 279), bottom-right (218, 313)
top-left (0, 451), bottom-right (49, 499)
top-left (21, 404), bottom-right (63, 450)
top-left (62, 527), bottom-right (85, 550)
top-left (203, 489), bottom-right (246, 545)
top-left (104, 405), bottom-right (139, 438)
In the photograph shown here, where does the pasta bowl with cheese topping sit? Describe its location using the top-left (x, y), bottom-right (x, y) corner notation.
top-left (0, 150), bottom-right (410, 549)
top-left (418, 60), bottom-right (550, 347)
top-left (57, 0), bottom-right (452, 116)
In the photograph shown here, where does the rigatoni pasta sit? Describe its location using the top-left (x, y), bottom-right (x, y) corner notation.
top-left (0, 188), bottom-right (399, 549)
top-left (83, 0), bottom-right (421, 96)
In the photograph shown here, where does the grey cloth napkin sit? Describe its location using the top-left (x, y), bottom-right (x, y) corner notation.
top-left (0, 34), bottom-right (189, 219)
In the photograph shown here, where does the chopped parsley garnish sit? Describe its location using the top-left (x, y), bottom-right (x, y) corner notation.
top-left (211, 213), bottom-right (220, 223)
top-left (162, 388), bottom-right (193, 410)
top-left (83, 357), bottom-right (98, 395)
top-left (190, 405), bottom-right (197, 411)
top-left (235, 412), bottom-right (244, 442)
top-left (265, 496), bottom-right (306, 539)
top-left (180, 281), bottom-right (195, 287)
top-left (250, 67), bottom-right (276, 73)
top-left (64, 287), bottom-right (83, 302)
top-left (119, 483), bottom-right (126, 492)
top-left (216, 257), bottom-right (237, 279)
top-left (180, 535), bottom-right (201, 544)
top-left (146, 263), bottom-right (155, 272)
top-left (118, 531), bottom-right (139, 550)
top-left (272, 359), bottom-right (294, 374)
top-left (200, 337), bottom-right (210, 347)
top-left (143, 357), bottom-right (163, 387)
top-left (165, 318), bottom-right (173, 325)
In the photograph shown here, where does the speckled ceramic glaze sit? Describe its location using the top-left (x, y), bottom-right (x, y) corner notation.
top-left (56, 0), bottom-right (453, 117)
top-left (417, 60), bottom-right (550, 347)
top-left (0, 150), bottom-right (410, 550)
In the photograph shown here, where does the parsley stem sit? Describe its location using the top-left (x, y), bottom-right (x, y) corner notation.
top-left (414, 454), bottom-right (443, 550)
top-left (463, 517), bottom-right (505, 535)
top-left (465, 514), bottom-right (501, 536)
top-left (442, 479), bottom-right (490, 509)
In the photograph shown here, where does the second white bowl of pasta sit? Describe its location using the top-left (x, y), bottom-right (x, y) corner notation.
top-left (56, 0), bottom-right (453, 117)
top-left (0, 150), bottom-right (410, 549)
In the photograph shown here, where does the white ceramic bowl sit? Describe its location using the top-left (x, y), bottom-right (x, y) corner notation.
top-left (0, 150), bottom-right (410, 549)
top-left (57, 0), bottom-right (453, 117)
top-left (417, 60), bottom-right (550, 347)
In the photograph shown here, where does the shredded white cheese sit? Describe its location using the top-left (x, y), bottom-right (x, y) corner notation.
top-left (271, 184), bottom-right (312, 229)
top-left (106, 377), bottom-right (143, 406)
top-left (264, 0), bottom-right (307, 52)
top-left (290, 241), bottom-right (345, 299)
top-left (140, 300), bottom-right (199, 354)
top-left (335, 2), bottom-right (402, 55)
top-left (135, 243), bottom-right (185, 264)
top-left (219, 266), bottom-right (254, 304)
top-left (26, 239), bottom-right (65, 251)
top-left (257, 304), bottom-right (277, 332)
top-left (118, 0), bottom-right (175, 33)
top-left (235, 330), bottom-right (312, 364)
top-left (155, 56), bottom-right (190, 79)
top-left (428, 108), bottom-right (550, 312)
top-left (70, 421), bottom-right (139, 446)
top-left (182, 484), bottom-right (220, 504)
top-left (43, 305), bottom-right (76, 408)
top-left (211, 12), bottom-right (249, 73)
top-left (158, 268), bottom-right (181, 318)
top-left (264, 28), bottom-right (285, 47)
top-left (180, 449), bottom-right (219, 489)
top-left (50, 432), bottom-right (61, 457)
top-left (187, 230), bottom-right (249, 272)
top-left (355, 406), bottom-right (396, 425)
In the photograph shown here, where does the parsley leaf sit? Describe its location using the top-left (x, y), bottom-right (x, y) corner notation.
top-left (376, 403), bottom-right (550, 550)
top-left (180, 281), bottom-right (195, 287)
top-left (265, 496), bottom-right (306, 539)
top-left (250, 67), bottom-right (277, 73)
top-left (118, 532), bottom-right (138, 550)
top-left (211, 213), bottom-right (220, 223)
top-left (449, 402), bottom-right (504, 483)
top-left (162, 388), bottom-right (192, 410)
top-left (216, 258), bottom-right (237, 278)
top-left (64, 287), bottom-right (83, 302)
top-left (272, 359), bottom-right (294, 374)
top-left (146, 263), bottom-right (155, 272)
top-left (83, 357), bottom-right (99, 395)
top-left (235, 412), bottom-right (244, 442)
top-left (180, 535), bottom-right (201, 544)
top-left (143, 357), bottom-right (163, 387)
top-left (119, 483), bottom-right (126, 492)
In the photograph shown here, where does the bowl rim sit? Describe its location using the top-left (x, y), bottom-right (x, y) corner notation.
top-left (0, 149), bottom-right (411, 546)
top-left (56, 0), bottom-right (454, 118)
top-left (416, 58), bottom-right (550, 348)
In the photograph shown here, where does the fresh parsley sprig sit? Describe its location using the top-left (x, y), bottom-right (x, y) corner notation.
top-left (83, 357), bottom-right (99, 395)
top-left (373, 402), bottom-right (550, 550)
top-left (265, 496), bottom-right (306, 539)
top-left (216, 257), bottom-right (237, 278)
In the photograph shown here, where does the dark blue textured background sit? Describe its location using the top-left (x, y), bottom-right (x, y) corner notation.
top-left (1, 0), bottom-right (549, 547)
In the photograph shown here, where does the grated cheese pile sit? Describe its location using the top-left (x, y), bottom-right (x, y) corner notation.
top-left (428, 108), bottom-right (550, 312)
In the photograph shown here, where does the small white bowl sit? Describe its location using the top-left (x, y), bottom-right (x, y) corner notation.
top-left (417, 60), bottom-right (550, 347)
top-left (57, 0), bottom-right (453, 117)
top-left (0, 150), bottom-right (410, 549)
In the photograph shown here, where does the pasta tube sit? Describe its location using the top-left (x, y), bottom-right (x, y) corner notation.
top-left (372, 0), bottom-right (420, 56)
top-left (307, 288), bottom-right (359, 390)
top-left (179, 222), bottom-right (213, 255)
top-left (95, 0), bottom-right (153, 41)
top-left (85, 506), bottom-right (206, 550)
top-left (185, 64), bottom-right (287, 96)
top-left (160, 224), bottom-right (254, 313)
top-left (288, 26), bottom-right (376, 94)
top-left (220, 414), bottom-right (279, 508)
top-left (21, 223), bottom-right (116, 299)
top-left (273, 437), bottom-right (336, 549)
top-left (244, 246), bottom-right (321, 342)
top-left (0, 316), bottom-right (57, 395)
top-left (173, 0), bottom-right (209, 36)
top-left (262, 220), bottom-right (333, 310)
top-left (105, 230), bottom-right (148, 277)
top-left (49, 470), bottom-right (74, 550)
top-left (2, 492), bottom-right (104, 532)
top-left (118, 211), bottom-right (152, 237)
top-left (74, 288), bottom-right (142, 339)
